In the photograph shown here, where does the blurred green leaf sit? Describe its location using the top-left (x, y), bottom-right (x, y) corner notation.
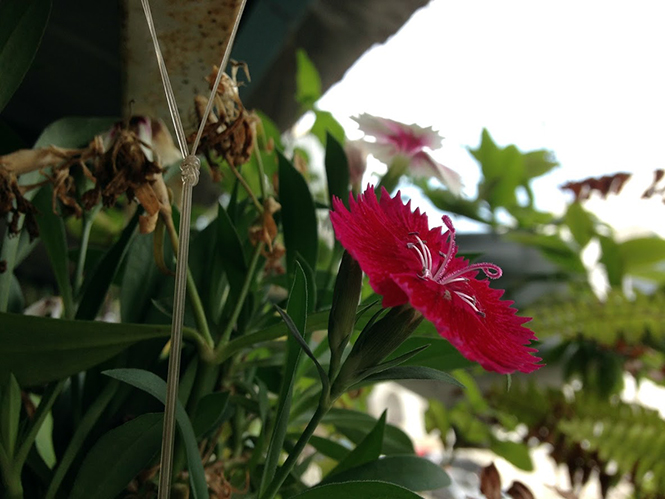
top-left (324, 455), bottom-right (450, 491)
top-left (192, 391), bottom-right (230, 438)
top-left (293, 481), bottom-right (422, 499)
top-left (256, 110), bottom-right (283, 150)
top-left (421, 184), bottom-right (487, 224)
top-left (307, 436), bottom-right (349, 461)
top-left (565, 202), bottom-right (595, 248)
top-left (322, 408), bottom-right (414, 455)
top-left (507, 231), bottom-right (585, 274)
top-left (619, 237), bottom-right (665, 274)
top-left (324, 132), bottom-right (350, 208)
top-left (489, 436), bottom-right (533, 471)
top-left (32, 186), bottom-right (75, 317)
top-left (0, 372), bottom-right (21, 456)
top-left (34, 117), bottom-right (117, 149)
top-left (522, 149), bottom-right (558, 180)
top-left (311, 110), bottom-right (346, 146)
top-left (278, 152), bottom-right (318, 274)
top-left (102, 368), bottom-right (209, 499)
top-left (0, 312), bottom-right (177, 386)
top-left (453, 370), bottom-right (488, 413)
top-left (326, 411), bottom-right (386, 478)
top-left (70, 413), bottom-right (162, 499)
top-left (425, 399), bottom-right (449, 442)
top-left (0, 0), bottom-right (51, 112)
top-left (388, 335), bottom-right (474, 371)
top-left (295, 49), bottom-right (321, 110)
top-left (599, 235), bottom-right (623, 287)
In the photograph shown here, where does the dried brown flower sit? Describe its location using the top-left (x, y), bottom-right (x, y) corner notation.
top-left (0, 166), bottom-right (39, 240)
top-left (192, 66), bottom-right (257, 182)
top-left (642, 169), bottom-right (665, 201)
top-left (480, 463), bottom-right (502, 499)
top-left (560, 172), bottom-right (632, 201)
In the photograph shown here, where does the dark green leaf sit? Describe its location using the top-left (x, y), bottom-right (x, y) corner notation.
top-left (70, 413), bottom-right (162, 499)
top-left (0, 0), bottom-right (51, 112)
top-left (322, 408), bottom-right (414, 455)
top-left (0, 372), bottom-right (21, 456)
top-left (0, 313), bottom-right (178, 386)
top-left (352, 366), bottom-right (463, 390)
top-left (388, 335), bottom-right (473, 371)
top-left (295, 49), bottom-right (321, 109)
top-left (102, 368), bottom-right (209, 499)
top-left (307, 436), bottom-right (349, 461)
top-left (324, 133), bottom-right (349, 209)
top-left (192, 391), bottom-right (230, 438)
top-left (76, 210), bottom-right (140, 320)
top-left (293, 481), bottom-right (422, 499)
top-left (324, 455), bottom-right (450, 491)
top-left (326, 411), bottom-right (386, 478)
top-left (214, 202), bottom-right (248, 299)
top-left (32, 186), bottom-right (74, 316)
top-left (565, 202), bottom-right (595, 248)
top-left (278, 152), bottom-right (318, 274)
top-left (507, 231), bottom-right (586, 274)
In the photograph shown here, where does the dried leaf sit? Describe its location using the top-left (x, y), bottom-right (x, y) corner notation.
top-left (479, 463), bottom-right (502, 499)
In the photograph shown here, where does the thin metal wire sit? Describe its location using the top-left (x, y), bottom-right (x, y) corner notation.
top-left (138, 1), bottom-right (248, 498)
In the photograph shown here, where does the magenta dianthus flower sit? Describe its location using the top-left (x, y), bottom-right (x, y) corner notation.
top-left (330, 186), bottom-right (542, 374)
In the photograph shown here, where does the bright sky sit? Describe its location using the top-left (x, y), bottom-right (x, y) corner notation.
top-left (318, 0), bottom-right (665, 235)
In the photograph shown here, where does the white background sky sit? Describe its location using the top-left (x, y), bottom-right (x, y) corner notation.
top-left (318, 0), bottom-right (665, 235)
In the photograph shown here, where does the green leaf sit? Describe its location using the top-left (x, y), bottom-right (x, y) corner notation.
top-left (0, 0), bottom-right (51, 112)
top-left (34, 117), bottom-right (117, 149)
top-left (489, 436), bottom-right (533, 471)
top-left (619, 237), bottom-right (665, 274)
top-left (32, 186), bottom-right (75, 317)
top-left (0, 313), bottom-right (178, 386)
top-left (70, 413), bottom-right (163, 499)
top-left (522, 149), bottom-right (558, 180)
top-left (0, 373), bottom-right (21, 456)
top-left (260, 264), bottom-right (309, 495)
top-left (507, 231), bottom-right (586, 274)
top-left (326, 411), bottom-right (386, 478)
top-left (324, 133), bottom-right (350, 209)
top-left (324, 455), bottom-right (450, 491)
top-left (192, 391), bottom-right (230, 438)
top-left (293, 480), bottom-right (423, 499)
top-left (278, 152), bottom-right (318, 274)
top-left (295, 49), bottom-right (321, 109)
top-left (214, 202), bottom-right (248, 303)
top-left (76, 210), bottom-right (140, 320)
top-left (387, 335), bottom-right (473, 372)
top-left (452, 370), bottom-right (488, 413)
top-left (102, 368), bottom-right (209, 499)
top-left (307, 436), bottom-right (349, 461)
top-left (322, 408), bottom-right (414, 455)
top-left (352, 366), bottom-right (463, 390)
top-left (311, 111), bottom-right (346, 147)
top-left (599, 235), bottom-right (623, 287)
top-left (565, 202), bottom-right (595, 248)
top-left (420, 184), bottom-right (487, 224)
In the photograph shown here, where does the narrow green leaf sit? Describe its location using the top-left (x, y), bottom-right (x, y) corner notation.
top-left (292, 480), bottom-right (422, 499)
top-left (326, 411), bottom-right (386, 478)
top-left (357, 345), bottom-right (430, 379)
top-left (278, 152), bottom-right (318, 274)
top-left (351, 366), bottom-right (464, 390)
top-left (0, 373), bottom-right (21, 456)
top-left (0, 313), bottom-right (180, 386)
top-left (70, 413), bottom-right (163, 499)
top-left (295, 49), bottom-right (321, 109)
top-left (307, 436), bottom-right (349, 462)
top-left (214, 201), bottom-right (248, 300)
top-left (102, 368), bottom-right (209, 499)
top-left (296, 253), bottom-right (318, 313)
top-left (388, 335), bottom-right (473, 371)
top-left (261, 263), bottom-right (309, 495)
top-left (324, 455), bottom-right (450, 491)
top-left (565, 202), bottom-right (595, 248)
top-left (599, 235), bottom-right (624, 287)
top-left (0, 0), bottom-right (51, 111)
top-left (76, 210), bottom-right (140, 320)
top-left (322, 408), bottom-right (414, 455)
top-left (32, 186), bottom-right (75, 317)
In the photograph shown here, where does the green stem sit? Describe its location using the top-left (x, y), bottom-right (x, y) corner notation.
top-left (229, 162), bottom-right (264, 214)
top-left (215, 242), bottom-right (264, 349)
top-left (73, 209), bottom-right (96, 296)
top-left (253, 135), bottom-right (268, 201)
top-left (259, 400), bottom-right (330, 499)
top-left (164, 216), bottom-right (214, 348)
top-left (44, 380), bottom-right (118, 499)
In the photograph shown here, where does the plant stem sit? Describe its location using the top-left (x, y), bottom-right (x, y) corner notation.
top-left (44, 380), bottom-right (118, 499)
top-left (228, 162), bottom-right (264, 214)
top-left (163, 214), bottom-right (214, 347)
top-left (253, 135), bottom-right (268, 201)
top-left (259, 400), bottom-right (330, 499)
top-left (215, 241), bottom-right (264, 349)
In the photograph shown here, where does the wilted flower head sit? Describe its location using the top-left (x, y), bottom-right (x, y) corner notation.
top-left (330, 186), bottom-right (541, 374)
top-left (353, 113), bottom-right (462, 195)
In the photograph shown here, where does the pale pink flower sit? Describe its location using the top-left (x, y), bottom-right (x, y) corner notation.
top-left (353, 113), bottom-right (462, 195)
